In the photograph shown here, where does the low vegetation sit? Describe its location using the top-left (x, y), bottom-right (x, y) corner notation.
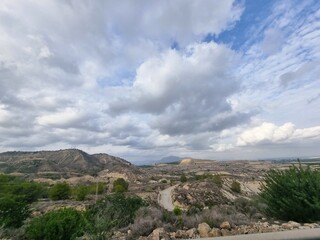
top-left (231, 180), bottom-right (241, 193)
top-left (260, 164), bottom-right (320, 222)
top-left (0, 174), bottom-right (47, 228)
top-left (25, 208), bottom-right (88, 240)
top-left (112, 178), bottom-right (129, 193)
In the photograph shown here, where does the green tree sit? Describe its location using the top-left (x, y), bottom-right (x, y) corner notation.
top-left (112, 178), bottom-right (128, 192)
top-left (260, 165), bottom-right (320, 222)
top-left (231, 180), bottom-right (241, 193)
top-left (49, 182), bottom-right (71, 200)
top-left (25, 208), bottom-right (88, 240)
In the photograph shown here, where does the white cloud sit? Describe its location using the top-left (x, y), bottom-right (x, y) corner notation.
top-left (36, 108), bottom-right (87, 128)
top-left (237, 122), bottom-right (320, 147)
top-left (109, 42), bottom-right (252, 135)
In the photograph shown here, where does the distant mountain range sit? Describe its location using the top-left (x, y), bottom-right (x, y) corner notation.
top-left (134, 155), bottom-right (185, 166)
top-left (0, 149), bottom-right (138, 178)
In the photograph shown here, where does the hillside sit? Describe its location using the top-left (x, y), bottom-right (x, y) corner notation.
top-left (0, 149), bottom-right (138, 179)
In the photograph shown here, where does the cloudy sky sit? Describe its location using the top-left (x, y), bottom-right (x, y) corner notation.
top-left (0, 0), bottom-right (319, 163)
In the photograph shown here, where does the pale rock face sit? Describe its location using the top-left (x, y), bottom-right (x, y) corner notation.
top-left (220, 221), bottom-right (231, 230)
top-left (197, 222), bottom-right (211, 237)
top-left (288, 221), bottom-right (301, 228)
top-left (209, 228), bottom-right (222, 237)
top-left (186, 228), bottom-right (197, 238)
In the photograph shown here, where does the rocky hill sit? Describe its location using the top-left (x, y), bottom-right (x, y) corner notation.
top-left (0, 149), bottom-right (139, 179)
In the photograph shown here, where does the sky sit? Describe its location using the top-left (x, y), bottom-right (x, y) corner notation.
top-left (0, 0), bottom-right (319, 163)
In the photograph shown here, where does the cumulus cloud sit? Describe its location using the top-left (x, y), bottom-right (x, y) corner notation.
top-left (237, 122), bottom-right (320, 146)
top-left (110, 42), bottom-right (252, 135)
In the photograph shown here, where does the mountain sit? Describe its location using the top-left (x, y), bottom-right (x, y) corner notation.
top-left (0, 149), bottom-right (137, 179)
top-left (156, 156), bottom-right (184, 164)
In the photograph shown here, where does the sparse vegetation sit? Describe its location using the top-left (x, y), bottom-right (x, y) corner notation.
top-left (212, 174), bottom-right (223, 187)
top-left (260, 165), bottom-right (320, 222)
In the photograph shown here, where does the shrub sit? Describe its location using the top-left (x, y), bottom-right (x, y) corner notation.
top-left (0, 195), bottom-right (30, 228)
top-left (25, 208), bottom-right (88, 240)
top-left (49, 182), bottom-right (71, 200)
top-left (87, 193), bottom-right (145, 238)
top-left (180, 174), bottom-right (187, 183)
top-left (0, 174), bottom-right (48, 203)
top-left (128, 207), bottom-right (163, 238)
top-left (173, 207), bottom-right (182, 216)
top-left (260, 165), bottom-right (320, 222)
top-left (73, 186), bottom-right (89, 201)
top-left (212, 175), bottom-right (223, 187)
top-left (231, 180), bottom-right (241, 193)
top-left (88, 182), bottom-right (107, 194)
top-left (112, 178), bottom-right (129, 192)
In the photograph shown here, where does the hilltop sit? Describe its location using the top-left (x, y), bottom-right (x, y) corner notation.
top-left (0, 149), bottom-right (139, 179)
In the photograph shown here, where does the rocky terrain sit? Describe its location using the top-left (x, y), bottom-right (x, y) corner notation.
top-left (1, 149), bottom-right (319, 239)
top-left (113, 220), bottom-right (320, 239)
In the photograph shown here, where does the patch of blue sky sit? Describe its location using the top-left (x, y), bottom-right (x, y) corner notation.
top-left (96, 70), bottom-right (135, 88)
top-left (203, 0), bottom-right (274, 51)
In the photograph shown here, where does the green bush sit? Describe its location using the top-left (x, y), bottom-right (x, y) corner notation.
top-left (173, 207), bottom-right (182, 216)
top-left (112, 178), bottom-right (128, 192)
top-left (87, 193), bottom-right (145, 238)
top-left (73, 186), bottom-right (89, 201)
top-left (25, 208), bottom-right (88, 240)
top-left (180, 174), bottom-right (187, 183)
top-left (0, 195), bottom-right (30, 228)
top-left (0, 174), bottom-right (47, 228)
top-left (49, 182), bottom-right (71, 200)
top-left (260, 165), bottom-right (320, 222)
top-left (88, 182), bottom-right (107, 195)
top-left (0, 174), bottom-right (48, 203)
top-left (212, 175), bottom-right (223, 187)
top-left (231, 180), bottom-right (241, 193)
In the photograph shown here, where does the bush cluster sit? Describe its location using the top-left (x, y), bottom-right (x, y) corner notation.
top-left (260, 165), bottom-right (320, 222)
top-left (25, 208), bottom-right (88, 240)
top-left (112, 178), bottom-right (129, 193)
top-left (0, 174), bottom-right (47, 228)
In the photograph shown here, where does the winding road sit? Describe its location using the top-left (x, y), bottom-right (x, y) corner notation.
top-left (158, 185), bottom-right (177, 211)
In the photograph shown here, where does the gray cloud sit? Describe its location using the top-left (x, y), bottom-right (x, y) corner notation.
top-left (109, 42), bottom-right (251, 136)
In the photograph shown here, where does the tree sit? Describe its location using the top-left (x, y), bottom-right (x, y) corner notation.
top-left (49, 182), bottom-right (71, 200)
top-left (260, 165), bottom-right (320, 222)
top-left (25, 208), bottom-right (88, 240)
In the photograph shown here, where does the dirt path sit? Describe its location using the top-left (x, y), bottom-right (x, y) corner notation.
top-left (158, 185), bottom-right (177, 211)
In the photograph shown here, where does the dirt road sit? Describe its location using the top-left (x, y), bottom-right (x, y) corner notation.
top-left (158, 185), bottom-right (177, 211)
